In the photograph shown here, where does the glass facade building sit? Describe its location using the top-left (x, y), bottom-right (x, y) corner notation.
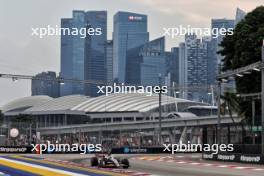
top-left (179, 42), bottom-right (187, 99)
top-left (60, 11), bottom-right (107, 97)
top-left (113, 11), bottom-right (149, 83)
top-left (125, 37), bottom-right (166, 86)
top-left (106, 40), bottom-right (113, 83)
top-left (211, 19), bottom-right (235, 65)
top-left (84, 11), bottom-right (107, 97)
top-left (235, 8), bottom-right (246, 26)
top-left (140, 37), bottom-right (166, 86)
top-left (168, 47), bottom-right (180, 85)
top-left (211, 18), bottom-right (235, 92)
top-left (31, 71), bottom-right (60, 98)
top-left (179, 34), bottom-right (209, 102)
top-left (60, 11), bottom-right (87, 96)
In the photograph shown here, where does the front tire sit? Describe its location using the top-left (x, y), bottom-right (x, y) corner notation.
top-left (99, 159), bottom-right (105, 168)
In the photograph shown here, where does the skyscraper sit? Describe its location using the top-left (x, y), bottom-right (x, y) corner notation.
top-left (125, 37), bottom-right (166, 86)
top-left (140, 37), bottom-right (166, 86)
top-left (113, 12), bottom-right (149, 83)
top-left (84, 11), bottom-right (107, 97)
top-left (179, 34), bottom-right (208, 101)
top-left (203, 36), bottom-right (216, 85)
top-left (211, 19), bottom-right (235, 65)
top-left (168, 47), bottom-right (180, 85)
top-left (60, 11), bottom-right (87, 96)
top-left (211, 18), bottom-right (235, 92)
top-left (179, 42), bottom-right (187, 99)
top-left (60, 10), bottom-right (107, 97)
top-left (31, 71), bottom-right (60, 98)
top-left (235, 8), bottom-right (246, 26)
top-left (106, 40), bottom-right (113, 83)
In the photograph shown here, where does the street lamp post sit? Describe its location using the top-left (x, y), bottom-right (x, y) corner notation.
top-left (252, 99), bottom-right (256, 144)
top-left (217, 79), bottom-right (221, 145)
top-left (158, 74), bottom-right (162, 145)
top-left (261, 40), bottom-right (264, 154)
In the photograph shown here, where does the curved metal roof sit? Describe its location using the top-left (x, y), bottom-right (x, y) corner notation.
top-left (25, 95), bottom-right (90, 113)
top-left (2, 93), bottom-right (207, 116)
top-left (2, 96), bottom-right (52, 113)
top-left (71, 93), bottom-right (205, 113)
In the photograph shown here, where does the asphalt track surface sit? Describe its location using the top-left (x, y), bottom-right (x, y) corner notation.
top-left (75, 154), bottom-right (264, 176)
top-left (0, 155), bottom-right (146, 176)
top-left (127, 154), bottom-right (264, 176)
top-left (1, 154), bottom-right (264, 176)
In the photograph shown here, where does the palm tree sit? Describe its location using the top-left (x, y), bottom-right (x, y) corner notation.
top-left (220, 92), bottom-right (243, 125)
top-left (220, 92), bottom-right (251, 144)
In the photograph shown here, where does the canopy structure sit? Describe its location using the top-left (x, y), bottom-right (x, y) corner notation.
top-left (2, 93), bottom-right (206, 116)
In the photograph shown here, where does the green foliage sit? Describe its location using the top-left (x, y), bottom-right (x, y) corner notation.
top-left (220, 92), bottom-right (244, 129)
top-left (220, 92), bottom-right (240, 115)
top-left (220, 6), bottom-right (264, 72)
top-left (218, 6), bottom-right (264, 120)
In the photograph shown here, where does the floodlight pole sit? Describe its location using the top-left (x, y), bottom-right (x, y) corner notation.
top-left (252, 99), bottom-right (256, 144)
top-left (158, 74), bottom-right (162, 145)
top-left (261, 40), bottom-right (264, 154)
top-left (217, 79), bottom-right (221, 145)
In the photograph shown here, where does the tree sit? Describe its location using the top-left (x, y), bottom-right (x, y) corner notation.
top-left (220, 92), bottom-right (243, 123)
top-left (219, 6), bottom-right (264, 122)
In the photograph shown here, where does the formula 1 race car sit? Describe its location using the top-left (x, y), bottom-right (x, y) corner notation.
top-left (90, 153), bottom-right (130, 169)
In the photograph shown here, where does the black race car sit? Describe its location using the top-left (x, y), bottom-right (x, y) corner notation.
top-left (90, 153), bottom-right (130, 169)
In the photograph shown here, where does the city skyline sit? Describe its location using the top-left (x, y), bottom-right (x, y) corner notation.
top-left (0, 0), bottom-right (262, 106)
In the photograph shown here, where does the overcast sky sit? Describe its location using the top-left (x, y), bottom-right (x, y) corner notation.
top-left (0, 0), bottom-right (262, 107)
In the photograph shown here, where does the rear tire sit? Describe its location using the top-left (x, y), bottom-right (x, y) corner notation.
top-left (121, 158), bottom-right (129, 169)
top-left (90, 157), bottom-right (98, 167)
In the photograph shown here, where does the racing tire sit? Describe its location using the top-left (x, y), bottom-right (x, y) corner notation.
top-left (99, 159), bottom-right (105, 168)
top-left (90, 157), bottom-right (98, 167)
top-left (121, 158), bottom-right (129, 169)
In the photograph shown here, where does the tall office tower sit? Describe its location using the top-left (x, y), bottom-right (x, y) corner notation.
top-left (125, 37), bottom-right (166, 86)
top-left (185, 34), bottom-right (208, 101)
top-left (106, 40), bottom-right (113, 83)
top-left (31, 71), bottom-right (60, 98)
top-left (113, 12), bottom-right (149, 83)
top-left (211, 19), bottom-right (234, 66)
top-left (178, 42), bottom-right (187, 99)
top-left (168, 47), bottom-right (180, 85)
top-left (235, 8), bottom-right (246, 26)
top-left (60, 10), bottom-right (107, 97)
top-left (203, 36), bottom-right (217, 85)
top-left (84, 11), bottom-right (107, 97)
top-left (60, 11), bottom-right (87, 96)
top-left (211, 18), bottom-right (235, 92)
top-left (164, 48), bottom-right (180, 96)
top-left (140, 37), bottom-right (166, 86)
